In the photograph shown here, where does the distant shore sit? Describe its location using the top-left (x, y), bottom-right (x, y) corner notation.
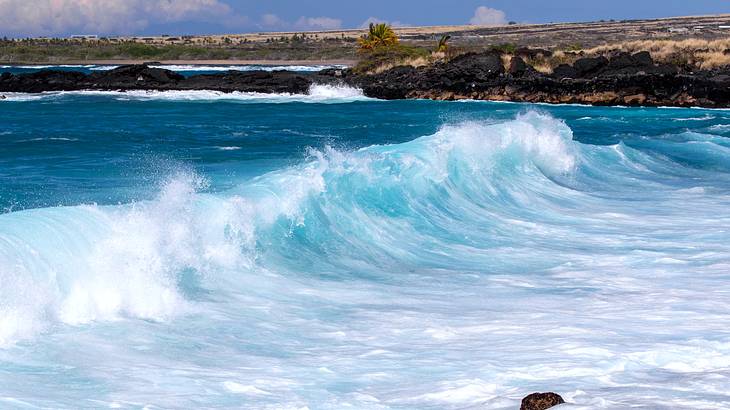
top-left (3, 59), bottom-right (357, 66)
top-left (4, 14), bottom-right (730, 66)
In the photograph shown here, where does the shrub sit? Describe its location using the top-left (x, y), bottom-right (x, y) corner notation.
top-left (490, 43), bottom-right (517, 54)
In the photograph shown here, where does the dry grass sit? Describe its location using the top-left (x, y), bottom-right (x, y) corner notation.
top-left (367, 36), bottom-right (730, 75)
top-left (581, 38), bottom-right (730, 69)
top-left (500, 54), bottom-right (512, 71)
top-left (519, 50), bottom-right (577, 74)
top-left (494, 38), bottom-right (730, 73)
top-left (697, 51), bottom-right (730, 69)
top-left (367, 56), bottom-right (432, 74)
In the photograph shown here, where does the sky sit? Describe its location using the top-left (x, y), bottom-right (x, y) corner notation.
top-left (0, 0), bottom-right (729, 38)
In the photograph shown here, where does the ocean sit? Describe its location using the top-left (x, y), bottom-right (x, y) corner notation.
top-left (1, 77), bottom-right (730, 409)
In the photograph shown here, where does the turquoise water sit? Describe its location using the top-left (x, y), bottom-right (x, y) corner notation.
top-left (2, 85), bottom-right (730, 409)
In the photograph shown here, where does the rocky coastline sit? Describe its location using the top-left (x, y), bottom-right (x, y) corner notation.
top-left (346, 50), bottom-right (730, 108)
top-left (2, 51), bottom-right (729, 108)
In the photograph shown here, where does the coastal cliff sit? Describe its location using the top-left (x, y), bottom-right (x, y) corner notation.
top-left (2, 51), bottom-right (730, 108)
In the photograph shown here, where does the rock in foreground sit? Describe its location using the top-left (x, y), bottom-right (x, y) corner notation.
top-left (520, 392), bottom-right (566, 410)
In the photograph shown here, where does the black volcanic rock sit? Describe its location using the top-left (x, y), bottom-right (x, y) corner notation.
top-left (509, 56), bottom-right (536, 76)
top-left (357, 65), bottom-right (418, 100)
top-left (516, 47), bottom-right (552, 58)
top-left (0, 70), bottom-right (87, 92)
top-left (573, 56), bottom-right (608, 77)
top-left (178, 71), bottom-right (312, 94)
top-left (598, 52), bottom-right (679, 76)
top-left (2, 56), bottom-right (730, 108)
top-left (0, 64), bottom-right (319, 94)
top-left (603, 51), bottom-right (653, 75)
top-left (351, 51), bottom-right (730, 107)
top-left (86, 65), bottom-right (186, 89)
top-left (447, 51), bottom-right (504, 78)
top-left (520, 392), bottom-right (565, 410)
top-left (552, 64), bottom-right (579, 79)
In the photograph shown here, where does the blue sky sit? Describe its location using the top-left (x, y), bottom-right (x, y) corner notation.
top-left (224, 0), bottom-right (730, 28)
top-left (1, 0), bottom-right (729, 37)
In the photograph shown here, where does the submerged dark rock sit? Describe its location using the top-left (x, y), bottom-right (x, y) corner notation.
top-left (520, 392), bottom-right (565, 410)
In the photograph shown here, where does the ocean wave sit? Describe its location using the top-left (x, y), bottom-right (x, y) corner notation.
top-left (0, 84), bottom-right (370, 104)
top-left (3, 110), bottom-right (729, 350)
top-left (0, 112), bottom-right (582, 346)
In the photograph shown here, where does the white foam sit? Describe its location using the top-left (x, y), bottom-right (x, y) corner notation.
top-left (0, 85), bottom-right (370, 104)
top-left (0, 172), bottom-right (238, 345)
top-left (16, 137), bottom-right (79, 142)
top-left (223, 382), bottom-right (272, 395)
top-left (3, 111), bottom-right (730, 408)
top-left (429, 111), bottom-right (578, 177)
top-left (409, 380), bottom-right (498, 404)
top-left (0, 92), bottom-right (50, 102)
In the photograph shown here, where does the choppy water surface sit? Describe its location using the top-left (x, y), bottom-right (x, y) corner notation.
top-left (2, 81), bottom-right (730, 409)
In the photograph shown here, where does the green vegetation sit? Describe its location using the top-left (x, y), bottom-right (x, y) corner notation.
top-left (358, 23), bottom-right (400, 51)
top-left (490, 43), bottom-right (518, 54)
top-left (436, 35), bottom-right (451, 53)
top-left (0, 38), bottom-right (358, 63)
top-left (353, 23), bottom-right (429, 74)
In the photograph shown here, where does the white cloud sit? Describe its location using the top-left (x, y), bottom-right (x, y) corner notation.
top-left (258, 14), bottom-right (342, 31)
top-left (294, 16), bottom-right (342, 31)
top-left (0, 0), bottom-right (248, 36)
top-left (261, 13), bottom-right (285, 28)
top-left (359, 17), bottom-right (407, 29)
top-left (469, 6), bottom-right (507, 26)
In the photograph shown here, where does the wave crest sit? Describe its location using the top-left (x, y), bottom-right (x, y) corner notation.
top-left (0, 112), bottom-right (578, 346)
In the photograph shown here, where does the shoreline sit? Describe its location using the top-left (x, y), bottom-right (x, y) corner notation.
top-left (4, 89), bottom-right (730, 111)
top-left (2, 52), bottom-right (730, 108)
top-left (1, 59), bottom-right (356, 67)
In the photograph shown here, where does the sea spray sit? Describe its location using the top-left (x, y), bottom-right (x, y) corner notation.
top-left (0, 112), bottom-right (579, 346)
top-left (2, 103), bottom-right (730, 408)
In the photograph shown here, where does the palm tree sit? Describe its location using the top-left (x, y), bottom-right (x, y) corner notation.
top-left (436, 35), bottom-right (451, 53)
top-left (358, 23), bottom-right (399, 51)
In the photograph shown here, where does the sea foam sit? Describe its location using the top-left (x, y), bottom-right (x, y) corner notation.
top-left (0, 112), bottom-right (576, 346)
top-left (0, 84), bottom-right (369, 103)
top-left (3, 110), bottom-right (730, 409)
